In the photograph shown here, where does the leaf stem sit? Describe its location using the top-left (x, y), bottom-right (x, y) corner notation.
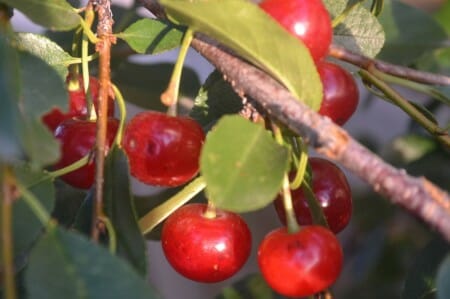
top-left (47, 154), bottom-right (90, 179)
top-left (359, 68), bottom-right (450, 148)
top-left (161, 27), bottom-right (193, 116)
top-left (302, 181), bottom-right (329, 228)
top-left (15, 180), bottom-right (51, 226)
top-left (281, 173), bottom-right (300, 234)
top-left (99, 215), bottom-right (116, 254)
top-left (111, 84), bottom-right (126, 146)
top-left (139, 176), bottom-right (206, 235)
top-left (1, 167), bottom-right (17, 299)
top-left (82, 3), bottom-right (95, 118)
top-left (79, 17), bottom-right (99, 44)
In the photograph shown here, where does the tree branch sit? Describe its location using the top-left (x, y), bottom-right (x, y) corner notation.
top-left (329, 44), bottom-right (450, 86)
top-left (92, 0), bottom-right (115, 241)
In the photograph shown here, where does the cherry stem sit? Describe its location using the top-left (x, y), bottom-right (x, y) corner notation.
top-left (203, 201), bottom-right (217, 219)
top-left (282, 173), bottom-right (300, 234)
top-left (69, 26), bottom-right (83, 76)
top-left (99, 215), bottom-right (116, 254)
top-left (1, 167), bottom-right (17, 299)
top-left (302, 181), bottom-right (329, 229)
top-left (359, 68), bottom-right (450, 148)
top-left (289, 137), bottom-right (309, 190)
top-left (78, 16), bottom-right (99, 44)
top-left (139, 176), bottom-right (206, 235)
top-left (47, 154), bottom-right (90, 179)
top-left (82, 4), bottom-right (95, 119)
top-left (111, 84), bottom-right (126, 146)
top-left (161, 28), bottom-right (193, 116)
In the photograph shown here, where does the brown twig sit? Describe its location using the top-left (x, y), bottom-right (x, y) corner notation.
top-left (329, 44), bottom-right (450, 86)
top-left (91, 0), bottom-right (115, 241)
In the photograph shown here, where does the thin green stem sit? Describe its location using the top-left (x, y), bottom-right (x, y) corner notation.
top-left (112, 84), bottom-right (126, 146)
top-left (360, 68), bottom-right (450, 148)
top-left (1, 167), bottom-right (17, 299)
top-left (282, 173), bottom-right (300, 233)
top-left (370, 0), bottom-right (384, 16)
top-left (139, 176), bottom-right (206, 235)
top-left (79, 18), bottom-right (99, 44)
top-left (15, 181), bottom-right (51, 226)
top-left (161, 28), bottom-right (194, 116)
top-left (302, 181), bottom-right (329, 228)
top-left (47, 154), bottom-right (90, 179)
top-left (290, 137), bottom-right (309, 190)
top-left (82, 4), bottom-right (95, 118)
top-left (65, 53), bottom-right (99, 66)
top-left (69, 26), bottom-right (83, 76)
top-left (100, 216), bottom-right (116, 254)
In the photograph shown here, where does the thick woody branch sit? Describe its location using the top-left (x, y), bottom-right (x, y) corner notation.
top-left (190, 37), bottom-right (450, 242)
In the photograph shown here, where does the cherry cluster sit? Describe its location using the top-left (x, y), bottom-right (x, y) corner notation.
top-left (42, 0), bottom-right (358, 296)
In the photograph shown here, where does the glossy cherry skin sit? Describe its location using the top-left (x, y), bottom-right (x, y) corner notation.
top-left (53, 118), bottom-right (119, 189)
top-left (317, 61), bottom-right (359, 125)
top-left (42, 75), bottom-right (115, 132)
top-left (122, 111), bottom-right (205, 187)
top-left (258, 226), bottom-right (343, 297)
top-left (260, 0), bottom-right (332, 61)
top-left (161, 203), bottom-right (252, 283)
top-left (274, 157), bottom-right (352, 234)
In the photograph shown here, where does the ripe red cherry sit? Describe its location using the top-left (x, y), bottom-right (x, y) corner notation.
top-left (274, 157), bottom-right (352, 234)
top-left (122, 111), bottom-right (205, 187)
top-left (259, 0), bottom-right (332, 61)
top-left (317, 61), bottom-right (359, 125)
top-left (258, 225), bottom-right (343, 297)
top-left (42, 75), bottom-right (115, 132)
top-left (161, 203), bottom-right (252, 283)
top-left (53, 118), bottom-right (119, 189)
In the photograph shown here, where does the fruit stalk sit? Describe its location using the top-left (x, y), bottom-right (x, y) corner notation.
top-left (92, 0), bottom-right (115, 241)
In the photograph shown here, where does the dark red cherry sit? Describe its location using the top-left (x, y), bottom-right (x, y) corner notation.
top-left (258, 225), bottom-right (343, 297)
top-left (260, 0), bottom-right (332, 61)
top-left (42, 75), bottom-right (115, 132)
top-left (161, 203), bottom-right (252, 283)
top-left (317, 61), bottom-right (359, 125)
top-left (53, 118), bottom-right (119, 189)
top-left (122, 111), bottom-right (205, 187)
top-left (274, 157), bottom-right (352, 233)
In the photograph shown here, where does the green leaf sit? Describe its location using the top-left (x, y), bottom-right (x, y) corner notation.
top-left (103, 146), bottom-right (147, 276)
top-left (160, 0), bottom-right (322, 110)
top-left (117, 19), bottom-right (184, 54)
top-left (332, 3), bottom-right (385, 57)
top-left (200, 115), bottom-right (289, 213)
top-left (0, 31), bottom-right (23, 162)
top-left (190, 70), bottom-right (243, 128)
top-left (12, 165), bottom-right (55, 259)
top-left (402, 237), bottom-right (449, 299)
top-left (378, 0), bottom-right (447, 65)
top-left (25, 226), bottom-right (160, 299)
top-left (13, 33), bottom-right (74, 78)
top-left (437, 254), bottom-right (450, 299)
top-left (113, 62), bottom-right (200, 111)
top-left (2, 0), bottom-right (81, 31)
top-left (51, 180), bottom-right (86, 228)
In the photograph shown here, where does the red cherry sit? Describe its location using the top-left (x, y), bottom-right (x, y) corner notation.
top-left (122, 111), bottom-right (205, 187)
top-left (317, 61), bottom-right (359, 125)
top-left (274, 157), bottom-right (352, 233)
top-left (42, 75), bottom-right (115, 132)
top-left (53, 118), bottom-right (119, 189)
top-left (258, 226), bottom-right (343, 297)
top-left (260, 0), bottom-right (332, 61)
top-left (161, 203), bottom-right (252, 283)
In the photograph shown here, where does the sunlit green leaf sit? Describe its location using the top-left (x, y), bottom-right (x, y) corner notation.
top-left (117, 19), bottom-right (184, 54)
top-left (13, 33), bottom-right (73, 77)
top-left (25, 226), bottom-right (160, 299)
top-left (200, 115), bottom-right (289, 212)
top-left (160, 0), bottom-right (322, 110)
top-left (104, 147), bottom-right (147, 276)
top-left (2, 0), bottom-right (81, 31)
